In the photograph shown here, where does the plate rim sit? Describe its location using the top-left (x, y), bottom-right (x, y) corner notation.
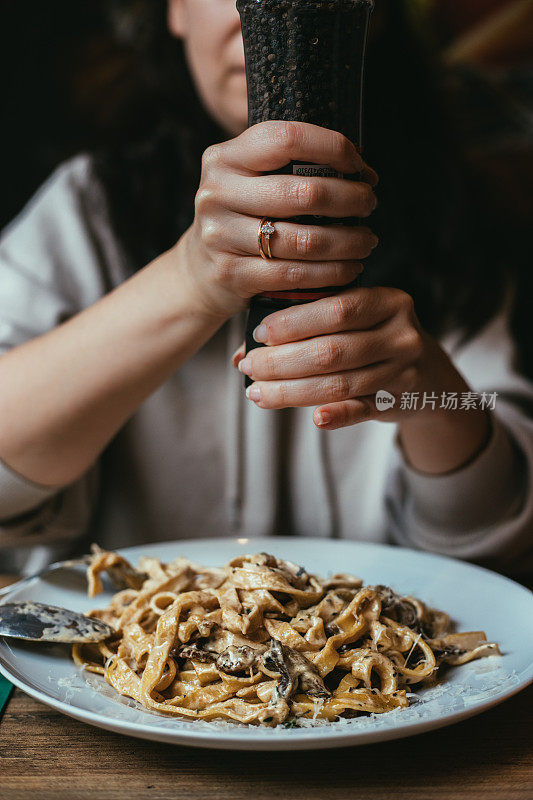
top-left (1, 537), bottom-right (532, 751)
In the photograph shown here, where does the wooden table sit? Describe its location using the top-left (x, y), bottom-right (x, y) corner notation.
top-left (1, 577), bottom-right (532, 800)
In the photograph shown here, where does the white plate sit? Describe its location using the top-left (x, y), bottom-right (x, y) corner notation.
top-left (1, 538), bottom-right (532, 751)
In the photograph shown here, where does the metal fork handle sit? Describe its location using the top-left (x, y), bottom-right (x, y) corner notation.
top-left (0, 557), bottom-right (91, 598)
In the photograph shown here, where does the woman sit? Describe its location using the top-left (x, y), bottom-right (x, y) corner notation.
top-left (0, 0), bottom-right (531, 575)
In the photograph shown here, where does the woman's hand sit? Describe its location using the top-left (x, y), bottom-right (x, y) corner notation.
top-left (175, 120), bottom-right (379, 320)
top-left (235, 285), bottom-right (432, 420)
top-left (235, 284), bottom-right (493, 474)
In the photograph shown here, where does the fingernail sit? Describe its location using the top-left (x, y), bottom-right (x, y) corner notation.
top-left (253, 324), bottom-right (268, 343)
top-left (315, 410), bottom-right (331, 427)
top-left (238, 357), bottom-right (252, 376)
top-left (232, 346), bottom-right (244, 364)
top-left (246, 385), bottom-right (261, 402)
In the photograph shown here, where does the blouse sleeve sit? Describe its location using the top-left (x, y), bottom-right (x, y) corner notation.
top-left (385, 288), bottom-right (533, 573)
top-left (0, 156), bottom-right (115, 552)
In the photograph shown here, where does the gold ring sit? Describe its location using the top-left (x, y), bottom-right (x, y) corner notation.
top-left (258, 218), bottom-right (275, 260)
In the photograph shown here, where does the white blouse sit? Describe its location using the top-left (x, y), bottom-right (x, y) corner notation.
top-left (0, 157), bottom-right (531, 575)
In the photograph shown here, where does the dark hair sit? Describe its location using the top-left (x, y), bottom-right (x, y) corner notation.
top-left (92, 1), bottom-right (226, 269)
top-left (93, 0), bottom-right (532, 378)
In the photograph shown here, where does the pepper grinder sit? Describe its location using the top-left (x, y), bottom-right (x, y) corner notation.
top-left (237, 0), bottom-right (374, 387)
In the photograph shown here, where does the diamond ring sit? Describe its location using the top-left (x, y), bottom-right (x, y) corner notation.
top-left (258, 218), bottom-right (276, 260)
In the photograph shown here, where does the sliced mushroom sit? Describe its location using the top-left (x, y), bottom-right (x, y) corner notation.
top-left (324, 622), bottom-right (341, 637)
top-left (262, 639), bottom-right (331, 702)
top-left (216, 645), bottom-right (257, 675)
top-left (174, 643), bottom-right (216, 663)
top-left (371, 585), bottom-right (419, 628)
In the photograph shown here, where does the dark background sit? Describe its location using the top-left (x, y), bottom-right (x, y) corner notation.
top-left (1, 1), bottom-right (123, 227)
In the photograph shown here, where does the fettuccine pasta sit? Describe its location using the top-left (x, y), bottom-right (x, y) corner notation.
top-left (72, 548), bottom-right (500, 726)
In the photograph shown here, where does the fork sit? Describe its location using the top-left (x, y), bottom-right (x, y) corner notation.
top-left (0, 556), bottom-right (91, 598)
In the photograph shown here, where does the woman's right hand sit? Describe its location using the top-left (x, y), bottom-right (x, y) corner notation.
top-left (176, 120), bottom-right (379, 320)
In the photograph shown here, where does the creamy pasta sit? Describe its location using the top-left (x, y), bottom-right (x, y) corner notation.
top-left (72, 548), bottom-right (500, 726)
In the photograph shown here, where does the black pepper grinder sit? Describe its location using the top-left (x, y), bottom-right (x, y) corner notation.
top-left (237, 0), bottom-right (374, 388)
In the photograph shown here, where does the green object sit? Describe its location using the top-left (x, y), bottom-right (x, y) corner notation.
top-left (0, 673), bottom-right (14, 720)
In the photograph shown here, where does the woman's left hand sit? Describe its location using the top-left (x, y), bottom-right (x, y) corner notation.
top-left (234, 285), bottom-right (462, 430)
